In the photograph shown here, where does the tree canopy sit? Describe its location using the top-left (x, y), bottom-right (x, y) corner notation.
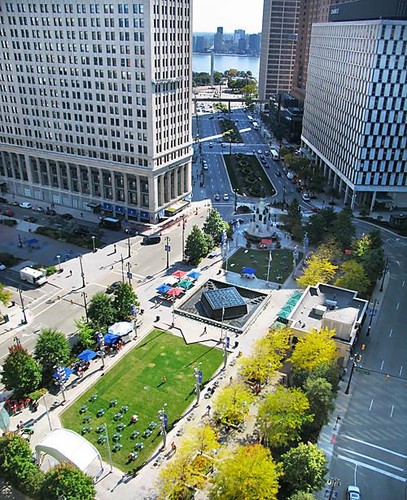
top-left (34, 329), bottom-right (71, 381)
top-left (87, 291), bottom-right (116, 331)
top-left (203, 209), bottom-right (228, 244)
top-left (290, 327), bottom-right (338, 372)
top-left (212, 381), bottom-right (254, 427)
top-left (281, 442), bottom-right (327, 496)
top-left (2, 345), bottom-right (42, 397)
top-left (210, 444), bottom-right (281, 500)
top-left (296, 254), bottom-right (338, 288)
top-left (334, 259), bottom-right (370, 296)
top-left (257, 386), bottom-right (312, 449)
top-left (185, 225), bottom-right (211, 263)
top-left (112, 282), bottom-right (138, 321)
top-left (40, 463), bottom-right (96, 500)
top-left (303, 377), bottom-right (334, 433)
top-left (0, 283), bottom-right (12, 306)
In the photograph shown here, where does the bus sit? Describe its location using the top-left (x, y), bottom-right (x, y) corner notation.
top-left (99, 217), bottom-right (121, 231)
top-left (247, 115), bottom-right (254, 122)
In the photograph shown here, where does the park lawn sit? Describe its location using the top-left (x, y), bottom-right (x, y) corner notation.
top-left (224, 248), bottom-right (299, 283)
top-left (224, 154), bottom-right (276, 197)
top-left (61, 329), bottom-right (223, 472)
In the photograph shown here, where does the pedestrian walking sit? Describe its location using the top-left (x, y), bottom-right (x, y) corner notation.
top-left (114, 244), bottom-right (117, 253)
top-left (206, 405), bottom-right (211, 416)
top-left (229, 376), bottom-right (233, 385)
top-left (162, 374), bottom-right (167, 384)
top-left (200, 326), bottom-right (207, 337)
top-left (69, 270), bottom-right (72, 277)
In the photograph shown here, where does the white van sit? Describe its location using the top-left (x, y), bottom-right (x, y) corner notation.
top-left (270, 149), bottom-right (280, 161)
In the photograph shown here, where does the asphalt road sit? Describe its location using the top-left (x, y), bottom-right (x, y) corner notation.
top-left (327, 222), bottom-right (407, 499)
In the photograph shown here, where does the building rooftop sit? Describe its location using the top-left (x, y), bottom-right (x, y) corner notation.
top-left (289, 283), bottom-right (368, 342)
top-left (202, 287), bottom-right (246, 311)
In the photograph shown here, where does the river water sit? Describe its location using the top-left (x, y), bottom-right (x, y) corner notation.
top-left (193, 53), bottom-right (260, 80)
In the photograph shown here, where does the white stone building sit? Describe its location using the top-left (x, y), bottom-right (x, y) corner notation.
top-left (0, 0), bottom-right (193, 223)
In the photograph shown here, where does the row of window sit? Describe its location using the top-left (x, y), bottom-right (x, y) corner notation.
top-left (4, 3), bottom-right (144, 15)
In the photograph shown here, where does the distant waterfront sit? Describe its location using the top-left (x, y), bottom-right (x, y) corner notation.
top-left (193, 53), bottom-right (260, 80)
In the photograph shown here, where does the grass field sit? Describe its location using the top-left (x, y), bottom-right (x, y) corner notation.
top-left (224, 248), bottom-right (299, 283)
top-left (224, 154), bottom-right (276, 197)
top-left (61, 330), bottom-right (223, 472)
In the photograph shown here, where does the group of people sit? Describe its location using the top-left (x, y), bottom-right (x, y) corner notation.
top-left (72, 361), bottom-right (90, 379)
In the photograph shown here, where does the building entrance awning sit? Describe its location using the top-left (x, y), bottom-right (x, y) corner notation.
top-left (164, 200), bottom-right (189, 216)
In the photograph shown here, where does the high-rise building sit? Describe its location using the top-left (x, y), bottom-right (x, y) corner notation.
top-left (248, 33), bottom-right (261, 56)
top-left (214, 27), bottom-right (224, 53)
top-left (258, 0), bottom-right (300, 100)
top-left (234, 29), bottom-right (246, 46)
top-left (0, 0), bottom-right (193, 224)
top-left (302, 15), bottom-right (407, 210)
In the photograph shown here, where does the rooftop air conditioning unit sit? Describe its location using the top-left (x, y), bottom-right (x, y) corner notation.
top-left (325, 299), bottom-right (338, 309)
top-left (313, 304), bottom-right (327, 316)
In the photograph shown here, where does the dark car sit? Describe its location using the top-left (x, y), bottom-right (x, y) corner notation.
top-left (106, 281), bottom-right (121, 294)
top-left (23, 216), bottom-right (37, 223)
top-left (8, 200), bottom-right (19, 206)
top-left (46, 208), bottom-right (56, 216)
top-left (275, 170), bottom-right (282, 177)
top-left (0, 197), bottom-right (7, 203)
top-left (142, 235), bottom-right (161, 245)
top-left (62, 213), bottom-right (73, 220)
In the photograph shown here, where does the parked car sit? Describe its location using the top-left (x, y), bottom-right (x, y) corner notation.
top-left (62, 213), bottom-right (73, 220)
top-left (0, 264), bottom-right (6, 271)
top-left (8, 200), bottom-right (19, 206)
top-left (106, 281), bottom-right (121, 294)
top-left (23, 216), bottom-right (37, 223)
top-left (32, 206), bottom-right (44, 212)
top-left (20, 202), bottom-right (32, 209)
top-left (346, 486), bottom-right (361, 500)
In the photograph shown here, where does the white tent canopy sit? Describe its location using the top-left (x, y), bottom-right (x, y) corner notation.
top-left (35, 428), bottom-right (102, 472)
top-left (108, 321), bottom-right (133, 336)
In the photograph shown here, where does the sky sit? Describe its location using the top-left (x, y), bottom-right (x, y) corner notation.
top-left (193, 0), bottom-right (263, 34)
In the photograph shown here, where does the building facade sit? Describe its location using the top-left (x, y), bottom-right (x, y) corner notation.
top-left (302, 19), bottom-right (407, 210)
top-left (258, 0), bottom-right (300, 100)
top-left (0, 0), bottom-right (193, 223)
top-left (213, 27), bottom-right (223, 53)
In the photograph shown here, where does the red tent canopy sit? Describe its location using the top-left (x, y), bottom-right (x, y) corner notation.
top-left (166, 287), bottom-right (183, 298)
top-left (260, 239), bottom-right (273, 245)
top-left (172, 270), bottom-right (187, 279)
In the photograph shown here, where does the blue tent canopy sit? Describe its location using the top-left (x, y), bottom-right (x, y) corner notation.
top-left (104, 333), bottom-right (121, 345)
top-left (77, 349), bottom-right (97, 362)
top-left (156, 283), bottom-right (171, 294)
top-left (242, 267), bottom-right (256, 275)
top-left (187, 270), bottom-right (201, 280)
top-left (53, 367), bottom-right (74, 381)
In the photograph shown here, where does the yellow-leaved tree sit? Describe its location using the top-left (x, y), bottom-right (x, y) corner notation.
top-left (212, 381), bottom-right (255, 427)
top-left (210, 444), bottom-right (281, 500)
top-left (290, 327), bottom-right (338, 372)
top-left (296, 254), bottom-right (338, 288)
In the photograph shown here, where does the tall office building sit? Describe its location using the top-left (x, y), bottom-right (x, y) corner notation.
top-left (248, 33), bottom-right (261, 56)
top-left (213, 27), bottom-right (224, 53)
top-left (302, 9), bottom-right (407, 210)
top-left (233, 29), bottom-right (245, 46)
top-left (0, 0), bottom-right (193, 224)
top-left (258, 0), bottom-right (300, 100)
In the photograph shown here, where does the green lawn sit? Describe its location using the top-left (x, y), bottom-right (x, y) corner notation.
top-left (61, 330), bottom-right (223, 472)
top-left (224, 154), bottom-right (276, 197)
top-left (224, 248), bottom-right (300, 283)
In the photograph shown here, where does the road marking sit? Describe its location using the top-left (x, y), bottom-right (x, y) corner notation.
top-left (402, 280), bottom-right (405, 287)
top-left (342, 435), bottom-right (407, 458)
top-left (380, 360), bottom-right (384, 371)
top-left (389, 328), bottom-right (393, 337)
top-left (399, 366), bottom-right (403, 377)
top-left (337, 448), bottom-right (404, 471)
top-left (390, 405), bottom-right (395, 418)
top-left (396, 302), bottom-right (400, 310)
top-left (337, 455), bottom-right (407, 482)
top-left (369, 398), bottom-right (374, 411)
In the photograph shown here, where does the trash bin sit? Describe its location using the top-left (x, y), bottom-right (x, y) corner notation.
top-left (3, 314), bottom-right (9, 323)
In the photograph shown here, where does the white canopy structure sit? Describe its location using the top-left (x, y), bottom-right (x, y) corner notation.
top-left (35, 428), bottom-right (102, 472)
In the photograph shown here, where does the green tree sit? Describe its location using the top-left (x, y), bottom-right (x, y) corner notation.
top-left (87, 291), bottom-right (115, 331)
top-left (0, 282), bottom-right (12, 305)
top-left (304, 377), bottom-right (334, 433)
top-left (308, 361), bottom-right (341, 393)
top-left (334, 259), bottom-right (370, 296)
top-left (290, 327), bottom-right (338, 372)
top-left (257, 386), bottom-right (312, 449)
top-left (74, 318), bottom-right (96, 350)
top-left (112, 282), bottom-right (138, 321)
top-left (296, 254), bottom-right (338, 288)
top-left (281, 443), bottom-right (327, 496)
top-left (331, 207), bottom-right (355, 249)
top-left (212, 381), bottom-right (255, 427)
top-left (2, 345), bottom-right (42, 397)
top-left (0, 432), bottom-right (44, 498)
top-left (289, 492), bottom-right (316, 500)
top-left (34, 329), bottom-right (71, 382)
top-left (185, 225), bottom-right (210, 263)
top-left (40, 463), bottom-right (96, 500)
top-left (210, 444), bottom-right (281, 500)
top-left (203, 209), bottom-right (228, 244)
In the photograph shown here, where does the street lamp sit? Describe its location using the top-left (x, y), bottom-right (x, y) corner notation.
top-left (181, 216), bottom-right (186, 261)
top-left (104, 423), bottom-right (113, 473)
top-left (91, 235), bottom-right (96, 253)
top-left (78, 255), bottom-right (86, 288)
top-left (121, 254), bottom-right (125, 283)
top-left (366, 299), bottom-right (377, 337)
top-left (266, 251), bottom-right (272, 282)
top-left (220, 307), bottom-right (228, 370)
top-left (327, 477), bottom-right (341, 500)
top-left (127, 262), bottom-right (132, 286)
top-left (81, 292), bottom-right (88, 322)
top-left (345, 353), bottom-right (362, 395)
top-left (56, 254), bottom-right (62, 273)
top-left (131, 304), bottom-right (138, 338)
top-left (55, 365), bottom-right (67, 404)
top-left (18, 288), bottom-right (27, 325)
top-left (97, 333), bottom-right (105, 370)
top-left (194, 364), bottom-right (202, 406)
top-left (126, 229), bottom-right (131, 259)
top-left (380, 258), bottom-right (389, 292)
top-left (158, 404), bottom-right (168, 450)
top-left (165, 236), bottom-right (171, 269)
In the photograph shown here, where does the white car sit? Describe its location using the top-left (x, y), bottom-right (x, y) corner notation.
top-left (223, 193), bottom-right (229, 201)
top-left (19, 202), bottom-right (32, 209)
top-left (0, 263), bottom-right (6, 271)
top-left (346, 485), bottom-right (361, 500)
top-left (302, 192), bottom-right (311, 202)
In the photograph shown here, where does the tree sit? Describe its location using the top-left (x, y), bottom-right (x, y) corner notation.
top-left (0, 282), bottom-right (12, 305)
top-left (2, 345), bottom-right (42, 397)
top-left (296, 254), bottom-right (338, 288)
top-left (180, 425), bottom-right (219, 458)
top-left (331, 207), bottom-right (355, 249)
top-left (210, 444), bottom-right (281, 500)
top-left (308, 361), bottom-right (341, 393)
top-left (303, 377), bottom-right (334, 437)
top-left (185, 225), bottom-right (210, 263)
top-left (203, 209), bottom-right (228, 244)
top-left (334, 259), bottom-right (370, 296)
top-left (0, 432), bottom-right (44, 498)
top-left (212, 381), bottom-right (255, 427)
top-left (289, 492), bottom-right (316, 500)
top-left (74, 318), bottom-right (96, 350)
top-left (34, 329), bottom-right (71, 382)
top-left (290, 327), bottom-right (338, 373)
top-left (40, 463), bottom-right (96, 500)
top-left (257, 386), bottom-right (312, 449)
top-left (87, 291), bottom-right (115, 331)
top-left (112, 282), bottom-right (138, 321)
top-left (281, 443), bottom-right (327, 496)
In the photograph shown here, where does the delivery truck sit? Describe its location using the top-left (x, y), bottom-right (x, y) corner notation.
top-left (20, 267), bottom-right (47, 287)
